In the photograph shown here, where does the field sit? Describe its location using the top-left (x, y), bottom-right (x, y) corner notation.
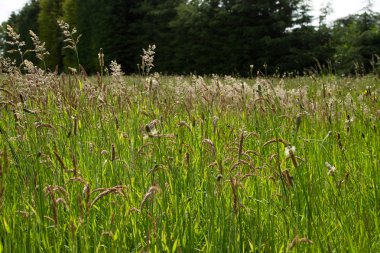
top-left (0, 70), bottom-right (379, 252)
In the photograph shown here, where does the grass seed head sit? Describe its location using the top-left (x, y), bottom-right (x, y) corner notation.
top-left (285, 145), bottom-right (298, 167)
top-left (98, 48), bottom-right (104, 68)
top-left (284, 146), bottom-right (296, 159)
top-left (288, 235), bottom-right (313, 250)
top-left (282, 169), bottom-right (294, 187)
top-left (325, 162), bottom-right (336, 176)
top-left (140, 184), bottom-right (161, 210)
top-left (29, 30), bottom-right (49, 62)
top-left (202, 139), bottom-right (217, 161)
top-left (212, 116), bottom-right (219, 132)
top-left (111, 143), bottom-right (116, 161)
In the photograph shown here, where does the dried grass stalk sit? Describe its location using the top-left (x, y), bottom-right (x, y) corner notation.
top-left (89, 185), bottom-right (127, 209)
top-left (263, 138), bottom-right (290, 146)
top-left (53, 146), bottom-right (67, 172)
top-left (288, 235), bottom-right (313, 250)
top-left (282, 169), bottom-right (294, 187)
top-left (140, 184), bottom-right (161, 210)
top-left (202, 139), bottom-right (217, 161)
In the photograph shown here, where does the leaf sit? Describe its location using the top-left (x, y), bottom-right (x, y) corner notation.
top-left (78, 80), bottom-right (83, 91)
top-left (113, 228), bottom-right (119, 241)
top-left (3, 218), bottom-right (10, 234)
top-left (248, 240), bottom-right (254, 251)
top-left (172, 239), bottom-right (179, 253)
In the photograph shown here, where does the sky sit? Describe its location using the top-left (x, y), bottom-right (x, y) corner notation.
top-left (0, 0), bottom-right (380, 25)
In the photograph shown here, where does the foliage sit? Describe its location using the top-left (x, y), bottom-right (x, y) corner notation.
top-left (331, 12), bottom-right (380, 75)
top-left (1, 0), bottom-right (380, 75)
top-left (38, 0), bottom-right (64, 71)
top-left (0, 58), bottom-right (379, 251)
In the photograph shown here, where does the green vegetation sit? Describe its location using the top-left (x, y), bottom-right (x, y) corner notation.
top-left (1, 36), bottom-right (380, 252)
top-left (0, 5), bottom-right (379, 252)
top-left (1, 0), bottom-right (380, 75)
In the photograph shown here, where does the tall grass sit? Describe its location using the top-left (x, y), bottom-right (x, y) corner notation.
top-left (0, 25), bottom-right (379, 252)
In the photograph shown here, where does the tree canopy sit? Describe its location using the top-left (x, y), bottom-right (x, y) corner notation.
top-left (1, 0), bottom-right (379, 75)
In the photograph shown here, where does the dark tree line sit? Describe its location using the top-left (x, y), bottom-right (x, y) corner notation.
top-left (1, 0), bottom-right (380, 75)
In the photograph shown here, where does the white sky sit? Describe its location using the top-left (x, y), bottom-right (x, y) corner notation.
top-left (0, 0), bottom-right (380, 25)
top-left (311, 0), bottom-right (380, 24)
top-left (0, 0), bottom-right (28, 23)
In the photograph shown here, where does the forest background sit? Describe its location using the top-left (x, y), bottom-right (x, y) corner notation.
top-left (1, 0), bottom-right (379, 76)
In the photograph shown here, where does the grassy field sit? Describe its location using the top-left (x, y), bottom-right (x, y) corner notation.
top-left (0, 71), bottom-right (379, 252)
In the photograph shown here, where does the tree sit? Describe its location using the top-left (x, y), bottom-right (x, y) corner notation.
top-left (170, 0), bottom-right (230, 74)
top-left (127, 0), bottom-right (184, 73)
top-left (61, 0), bottom-right (79, 69)
top-left (171, 0), bottom-right (307, 75)
top-left (332, 12), bottom-right (380, 74)
top-left (6, 0), bottom-right (378, 76)
top-left (38, 0), bottom-right (64, 70)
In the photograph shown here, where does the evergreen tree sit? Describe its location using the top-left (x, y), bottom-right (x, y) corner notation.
top-left (127, 0), bottom-right (184, 73)
top-left (172, 0), bottom-right (305, 75)
top-left (93, 1), bottom-right (134, 72)
top-left (332, 12), bottom-right (380, 74)
top-left (62, 0), bottom-right (99, 72)
top-left (170, 1), bottom-right (205, 73)
top-left (3, 0), bottom-right (378, 76)
top-left (62, 0), bottom-right (79, 69)
top-left (275, 1), bottom-right (335, 74)
top-left (38, 0), bottom-right (64, 70)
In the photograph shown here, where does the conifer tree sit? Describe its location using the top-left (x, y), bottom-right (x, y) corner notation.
top-left (38, 0), bottom-right (64, 70)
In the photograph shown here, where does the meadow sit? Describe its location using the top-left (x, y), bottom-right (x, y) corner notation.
top-left (1, 24), bottom-right (380, 253)
top-left (0, 67), bottom-right (379, 252)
